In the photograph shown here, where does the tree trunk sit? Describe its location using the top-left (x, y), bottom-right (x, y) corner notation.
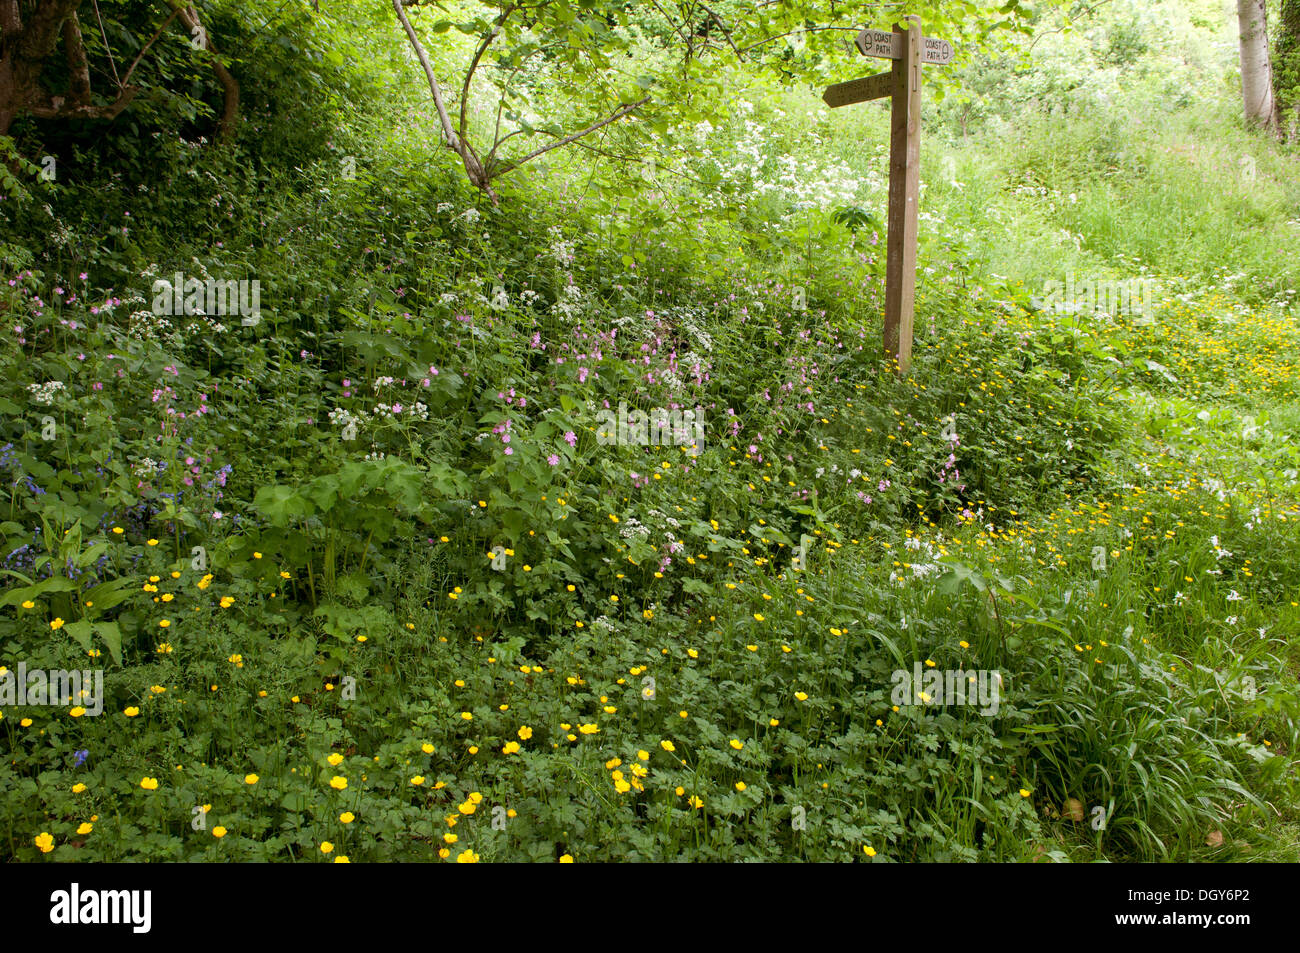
top-left (1237, 0), bottom-right (1279, 134)
top-left (0, 0), bottom-right (137, 138)
top-left (1, 0), bottom-right (83, 137)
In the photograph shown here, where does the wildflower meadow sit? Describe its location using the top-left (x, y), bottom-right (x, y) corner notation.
top-left (0, 0), bottom-right (1297, 882)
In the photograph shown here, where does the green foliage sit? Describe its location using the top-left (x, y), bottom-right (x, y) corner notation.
top-left (0, 0), bottom-right (1296, 864)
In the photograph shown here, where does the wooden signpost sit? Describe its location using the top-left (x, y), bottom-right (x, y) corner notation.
top-left (823, 16), bottom-right (954, 374)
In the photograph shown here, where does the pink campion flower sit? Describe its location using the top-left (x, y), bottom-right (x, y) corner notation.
top-left (547, 454), bottom-right (559, 466)
top-left (564, 431), bottom-right (576, 448)
top-left (878, 479), bottom-right (891, 492)
top-left (79, 273), bottom-right (88, 280)
top-left (393, 403), bottom-right (403, 414)
top-left (504, 446), bottom-right (513, 456)
top-left (421, 378), bottom-right (430, 387)
top-left (429, 366), bottom-right (439, 375)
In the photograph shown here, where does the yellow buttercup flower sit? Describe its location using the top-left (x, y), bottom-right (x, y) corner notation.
top-left (140, 777), bottom-right (159, 790)
top-left (35, 832), bottom-right (55, 853)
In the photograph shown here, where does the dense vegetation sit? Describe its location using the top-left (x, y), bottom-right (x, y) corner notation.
top-left (1, 0), bottom-right (1297, 862)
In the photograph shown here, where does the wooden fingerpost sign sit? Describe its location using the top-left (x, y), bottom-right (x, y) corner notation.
top-left (822, 16), bottom-right (954, 374)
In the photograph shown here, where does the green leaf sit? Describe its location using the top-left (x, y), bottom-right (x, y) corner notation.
top-left (64, 619), bottom-right (93, 654)
top-left (94, 621), bottom-right (123, 666)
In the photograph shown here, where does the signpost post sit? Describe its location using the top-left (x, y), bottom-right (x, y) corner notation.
top-left (822, 16), bottom-right (954, 374)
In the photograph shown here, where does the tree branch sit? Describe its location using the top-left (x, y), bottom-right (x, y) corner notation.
top-left (392, 0), bottom-right (495, 201)
top-left (166, 2), bottom-right (239, 141)
top-left (491, 95), bottom-right (650, 177)
top-left (121, 9), bottom-right (178, 88)
top-left (89, 0), bottom-right (120, 86)
top-left (460, 2), bottom-right (514, 144)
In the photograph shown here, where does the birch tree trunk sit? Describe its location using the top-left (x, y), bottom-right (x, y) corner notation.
top-left (1237, 0), bottom-right (1279, 135)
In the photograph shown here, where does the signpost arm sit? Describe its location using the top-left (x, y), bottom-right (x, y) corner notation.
top-left (884, 15), bottom-right (922, 374)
